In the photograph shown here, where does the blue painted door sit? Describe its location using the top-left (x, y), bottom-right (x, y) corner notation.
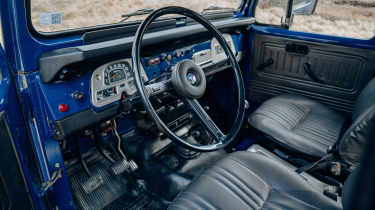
top-left (0, 46), bottom-right (38, 209)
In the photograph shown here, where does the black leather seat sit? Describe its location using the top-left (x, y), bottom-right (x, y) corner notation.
top-left (248, 77), bottom-right (375, 163)
top-left (168, 149), bottom-right (343, 210)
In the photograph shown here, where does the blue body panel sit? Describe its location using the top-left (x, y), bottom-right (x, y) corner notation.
top-left (250, 25), bottom-right (375, 50)
top-left (0, 0), bottom-right (373, 209)
top-left (0, 45), bottom-right (48, 209)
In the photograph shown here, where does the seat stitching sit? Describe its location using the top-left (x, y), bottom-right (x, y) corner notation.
top-left (298, 125), bottom-right (337, 141)
top-left (270, 189), bottom-right (320, 210)
top-left (226, 156), bottom-right (270, 190)
top-left (295, 127), bottom-right (333, 147)
top-left (202, 173), bottom-right (258, 209)
top-left (257, 103), bottom-right (309, 129)
top-left (251, 113), bottom-right (291, 130)
top-left (208, 170), bottom-right (259, 209)
top-left (168, 203), bottom-right (190, 210)
top-left (260, 187), bottom-right (272, 210)
top-left (257, 104), bottom-right (297, 127)
top-left (259, 104), bottom-right (299, 128)
top-left (301, 115), bottom-right (340, 138)
top-left (182, 191), bottom-right (217, 210)
top-left (214, 166), bottom-right (264, 207)
top-left (265, 102), bottom-right (307, 122)
top-left (176, 196), bottom-right (206, 210)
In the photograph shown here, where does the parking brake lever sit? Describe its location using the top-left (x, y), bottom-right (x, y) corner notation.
top-left (303, 63), bottom-right (325, 84)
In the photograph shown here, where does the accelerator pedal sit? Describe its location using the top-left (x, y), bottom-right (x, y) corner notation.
top-left (111, 159), bottom-right (138, 175)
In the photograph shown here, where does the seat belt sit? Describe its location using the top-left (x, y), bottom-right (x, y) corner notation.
top-left (295, 153), bottom-right (334, 174)
top-left (296, 117), bottom-right (351, 174)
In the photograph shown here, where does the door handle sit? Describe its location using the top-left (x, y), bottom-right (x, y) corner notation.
top-left (303, 63), bottom-right (325, 84)
top-left (257, 58), bottom-right (274, 70)
top-left (286, 43), bottom-right (309, 55)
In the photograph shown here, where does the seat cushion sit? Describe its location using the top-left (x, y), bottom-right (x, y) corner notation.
top-left (168, 152), bottom-right (342, 210)
top-left (248, 95), bottom-right (345, 157)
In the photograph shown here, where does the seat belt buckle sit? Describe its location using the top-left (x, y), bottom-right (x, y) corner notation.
top-left (330, 161), bottom-right (342, 176)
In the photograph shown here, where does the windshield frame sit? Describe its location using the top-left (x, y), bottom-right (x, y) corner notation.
top-left (25, 0), bottom-right (246, 38)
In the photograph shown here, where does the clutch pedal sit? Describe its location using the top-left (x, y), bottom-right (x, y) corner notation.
top-left (75, 135), bottom-right (104, 194)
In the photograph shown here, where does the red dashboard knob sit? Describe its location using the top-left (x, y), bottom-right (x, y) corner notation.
top-left (58, 104), bottom-right (69, 112)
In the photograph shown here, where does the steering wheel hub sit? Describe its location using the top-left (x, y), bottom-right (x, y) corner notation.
top-left (171, 59), bottom-right (206, 99)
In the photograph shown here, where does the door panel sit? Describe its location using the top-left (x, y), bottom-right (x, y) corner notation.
top-left (248, 34), bottom-right (375, 113)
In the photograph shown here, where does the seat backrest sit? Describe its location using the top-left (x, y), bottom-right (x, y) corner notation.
top-left (338, 77), bottom-right (375, 166)
top-left (353, 77), bottom-right (375, 121)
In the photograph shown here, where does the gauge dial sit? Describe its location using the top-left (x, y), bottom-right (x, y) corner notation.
top-left (104, 62), bottom-right (130, 85)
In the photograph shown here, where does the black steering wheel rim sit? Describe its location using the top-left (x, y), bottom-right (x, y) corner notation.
top-left (132, 6), bottom-right (245, 151)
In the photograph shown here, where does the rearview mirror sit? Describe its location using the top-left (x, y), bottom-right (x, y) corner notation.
top-left (292, 0), bottom-right (318, 15)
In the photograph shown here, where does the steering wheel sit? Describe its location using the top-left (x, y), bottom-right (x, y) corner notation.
top-left (132, 6), bottom-right (245, 151)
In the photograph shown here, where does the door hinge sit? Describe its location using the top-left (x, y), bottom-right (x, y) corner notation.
top-left (38, 168), bottom-right (63, 197)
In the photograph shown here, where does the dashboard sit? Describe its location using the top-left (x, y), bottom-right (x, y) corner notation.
top-left (34, 17), bottom-right (254, 140)
top-left (90, 34), bottom-right (239, 107)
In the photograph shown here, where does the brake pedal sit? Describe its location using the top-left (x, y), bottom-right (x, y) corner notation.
top-left (81, 174), bottom-right (104, 194)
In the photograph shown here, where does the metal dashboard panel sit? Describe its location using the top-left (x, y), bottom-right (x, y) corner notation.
top-left (90, 58), bottom-right (148, 107)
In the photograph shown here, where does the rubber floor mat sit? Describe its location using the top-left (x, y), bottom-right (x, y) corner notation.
top-left (103, 193), bottom-right (167, 210)
top-left (68, 152), bottom-right (167, 210)
top-left (69, 153), bottom-right (129, 210)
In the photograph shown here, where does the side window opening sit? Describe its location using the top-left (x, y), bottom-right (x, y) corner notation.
top-left (255, 0), bottom-right (288, 26)
top-left (254, 0), bottom-right (375, 40)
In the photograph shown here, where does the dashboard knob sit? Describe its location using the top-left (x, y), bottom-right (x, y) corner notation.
top-left (72, 91), bottom-right (85, 101)
top-left (58, 104), bottom-right (69, 112)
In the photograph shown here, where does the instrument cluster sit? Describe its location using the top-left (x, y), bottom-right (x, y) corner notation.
top-left (90, 59), bottom-right (148, 107)
top-left (90, 34), bottom-right (238, 107)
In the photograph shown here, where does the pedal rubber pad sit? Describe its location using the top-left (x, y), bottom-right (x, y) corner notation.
top-left (111, 159), bottom-right (138, 175)
top-left (111, 159), bottom-right (130, 175)
top-left (82, 175), bottom-right (104, 194)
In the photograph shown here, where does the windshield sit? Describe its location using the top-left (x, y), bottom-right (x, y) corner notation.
top-left (30, 0), bottom-right (243, 33)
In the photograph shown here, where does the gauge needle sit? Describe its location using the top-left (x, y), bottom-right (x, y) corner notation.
top-left (110, 74), bottom-right (116, 80)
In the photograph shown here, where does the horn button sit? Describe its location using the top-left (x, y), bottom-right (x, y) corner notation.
top-left (171, 59), bottom-right (206, 99)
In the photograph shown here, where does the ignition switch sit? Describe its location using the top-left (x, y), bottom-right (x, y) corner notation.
top-left (72, 91), bottom-right (85, 101)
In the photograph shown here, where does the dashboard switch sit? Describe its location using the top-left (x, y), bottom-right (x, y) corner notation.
top-left (166, 54), bottom-right (172, 61)
top-left (147, 57), bottom-right (161, 66)
top-left (121, 92), bottom-right (127, 100)
top-left (161, 53), bottom-right (167, 60)
top-left (72, 91), bottom-right (85, 101)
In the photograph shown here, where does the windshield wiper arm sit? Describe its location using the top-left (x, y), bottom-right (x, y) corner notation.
top-left (202, 6), bottom-right (235, 13)
top-left (119, 8), bottom-right (154, 22)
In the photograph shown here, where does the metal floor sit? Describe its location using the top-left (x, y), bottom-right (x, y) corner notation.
top-left (67, 151), bottom-right (166, 210)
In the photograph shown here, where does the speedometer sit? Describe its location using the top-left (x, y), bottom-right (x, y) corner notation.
top-left (104, 62), bottom-right (130, 85)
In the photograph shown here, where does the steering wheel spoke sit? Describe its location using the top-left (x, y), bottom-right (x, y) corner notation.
top-left (185, 98), bottom-right (225, 142)
top-left (132, 6), bottom-right (245, 151)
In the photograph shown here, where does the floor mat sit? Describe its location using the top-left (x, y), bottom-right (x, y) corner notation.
top-left (103, 193), bottom-right (166, 210)
top-left (67, 152), bottom-right (167, 210)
